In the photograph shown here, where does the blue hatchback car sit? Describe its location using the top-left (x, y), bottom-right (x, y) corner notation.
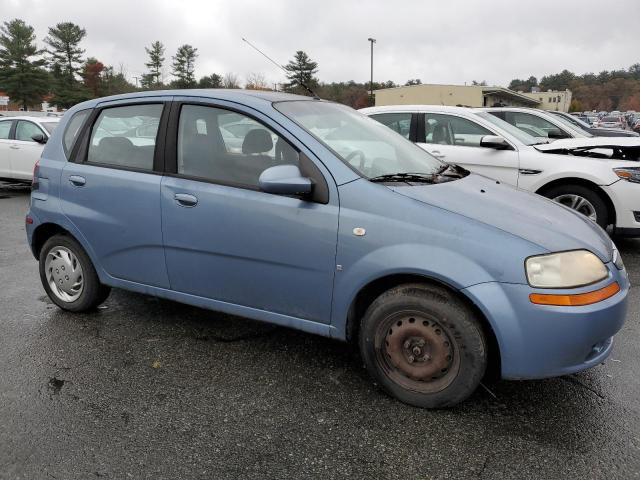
top-left (27, 90), bottom-right (629, 408)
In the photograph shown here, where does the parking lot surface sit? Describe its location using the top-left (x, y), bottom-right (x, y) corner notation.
top-left (1, 184), bottom-right (639, 479)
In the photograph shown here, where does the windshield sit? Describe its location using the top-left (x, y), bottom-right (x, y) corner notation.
top-left (40, 122), bottom-right (58, 135)
top-left (551, 114), bottom-right (594, 137)
top-left (474, 112), bottom-right (542, 145)
top-left (274, 101), bottom-right (444, 178)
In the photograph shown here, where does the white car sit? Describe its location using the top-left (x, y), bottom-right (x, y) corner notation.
top-left (0, 116), bottom-right (60, 181)
top-left (479, 107), bottom-right (593, 141)
top-left (360, 105), bottom-right (640, 236)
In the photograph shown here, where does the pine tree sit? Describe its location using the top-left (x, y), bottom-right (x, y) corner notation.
top-left (44, 22), bottom-right (88, 108)
top-left (171, 44), bottom-right (197, 88)
top-left (0, 19), bottom-right (49, 110)
top-left (142, 40), bottom-right (164, 89)
top-left (284, 51), bottom-right (318, 94)
top-left (198, 73), bottom-right (222, 88)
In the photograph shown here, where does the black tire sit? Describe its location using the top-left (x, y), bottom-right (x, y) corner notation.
top-left (359, 283), bottom-right (487, 408)
top-left (39, 234), bottom-right (111, 312)
top-left (542, 184), bottom-right (609, 229)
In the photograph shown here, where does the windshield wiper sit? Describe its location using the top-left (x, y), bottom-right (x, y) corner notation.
top-left (369, 172), bottom-right (438, 183)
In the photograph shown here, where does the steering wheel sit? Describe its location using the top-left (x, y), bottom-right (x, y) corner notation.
top-left (345, 149), bottom-right (366, 170)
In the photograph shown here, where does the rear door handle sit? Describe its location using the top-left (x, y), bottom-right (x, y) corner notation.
top-left (430, 150), bottom-right (446, 159)
top-left (68, 175), bottom-right (86, 186)
top-left (9, 145), bottom-right (19, 150)
top-left (174, 193), bottom-right (198, 207)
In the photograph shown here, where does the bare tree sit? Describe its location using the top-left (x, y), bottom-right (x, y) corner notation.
top-left (222, 72), bottom-right (240, 89)
top-left (245, 72), bottom-right (269, 90)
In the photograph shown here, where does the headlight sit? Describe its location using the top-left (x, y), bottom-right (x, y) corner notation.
top-left (525, 250), bottom-right (608, 288)
top-left (613, 167), bottom-right (640, 183)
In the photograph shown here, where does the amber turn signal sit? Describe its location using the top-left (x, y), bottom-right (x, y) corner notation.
top-left (529, 282), bottom-right (620, 306)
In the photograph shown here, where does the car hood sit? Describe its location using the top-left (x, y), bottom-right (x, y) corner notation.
top-left (535, 136), bottom-right (640, 150)
top-left (389, 174), bottom-right (613, 262)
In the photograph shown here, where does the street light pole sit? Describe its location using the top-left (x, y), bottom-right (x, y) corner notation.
top-left (367, 37), bottom-right (376, 106)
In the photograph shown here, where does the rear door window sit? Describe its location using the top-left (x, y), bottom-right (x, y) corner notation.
top-left (87, 104), bottom-right (163, 170)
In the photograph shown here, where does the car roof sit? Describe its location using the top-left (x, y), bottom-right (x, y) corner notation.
top-left (359, 105), bottom-right (476, 114)
top-left (91, 88), bottom-right (313, 105)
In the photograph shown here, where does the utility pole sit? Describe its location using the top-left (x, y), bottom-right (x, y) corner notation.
top-left (367, 37), bottom-right (376, 106)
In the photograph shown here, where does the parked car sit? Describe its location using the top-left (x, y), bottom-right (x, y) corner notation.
top-left (549, 111), bottom-right (638, 137)
top-left (361, 105), bottom-right (640, 235)
top-left (481, 107), bottom-right (590, 140)
top-left (27, 90), bottom-right (629, 409)
top-left (0, 116), bottom-right (60, 182)
top-left (600, 116), bottom-right (626, 130)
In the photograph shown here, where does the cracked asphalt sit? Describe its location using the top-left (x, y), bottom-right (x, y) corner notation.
top-left (1, 184), bottom-right (639, 479)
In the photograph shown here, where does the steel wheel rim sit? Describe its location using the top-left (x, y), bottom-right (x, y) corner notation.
top-left (374, 310), bottom-right (460, 394)
top-left (553, 194), bottom-right (597, 222)
top-left (44, 247), bottom-right (84, 302)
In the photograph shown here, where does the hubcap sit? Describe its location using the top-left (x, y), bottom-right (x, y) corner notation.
top-left (376, 312), bottom-right (460, 393)
top-left (44, 247), bottom-right (83, 302)
top-left (553, 194), bottom-right (597, 222)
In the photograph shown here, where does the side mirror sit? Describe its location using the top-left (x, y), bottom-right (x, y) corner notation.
top-left (547, 128), bottom-right (566, 139)
top-left (259, 165), bottom-right (313, 196)
top-left (31, 133), bottom-right (47, 144)
top-left (480, 135), bottom-right (511, 150)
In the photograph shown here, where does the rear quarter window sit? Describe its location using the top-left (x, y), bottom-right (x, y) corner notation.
top-left (63, 109), bottom-right (91, 157)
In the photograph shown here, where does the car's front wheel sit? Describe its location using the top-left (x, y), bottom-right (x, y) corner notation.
top-left (39, 234), bottom-right (111, 312)
top-left (359, 283), bottom-right (487, 408)
top-left (543, 184), bottom-right (609, 229)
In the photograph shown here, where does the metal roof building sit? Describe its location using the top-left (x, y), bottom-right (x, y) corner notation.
top-left (374, 83), bottom-right (541, 108)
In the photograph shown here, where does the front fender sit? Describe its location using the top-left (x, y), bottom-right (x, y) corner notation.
top-left (330, 243), bottom-right (506, 340)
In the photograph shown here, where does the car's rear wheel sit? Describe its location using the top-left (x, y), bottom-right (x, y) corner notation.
top-left (359, 283), bottom-right (487, 408)
top-left (543, 184), bottom-right (609, 229)
top-left (39, 234), bottom-right (111, 312)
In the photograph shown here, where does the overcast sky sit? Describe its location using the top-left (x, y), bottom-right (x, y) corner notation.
top-left (3, 0), bottom-right (639, 88)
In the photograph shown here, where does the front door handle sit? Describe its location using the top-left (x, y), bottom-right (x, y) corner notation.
top-left (174, 193), bottom-right (198, 207)
top-left (430, 150), bottom-right (446, 159)
top-left (9, 144), bottom-right (19, 150)
top-left (68, 175), bottom-right (86, 186)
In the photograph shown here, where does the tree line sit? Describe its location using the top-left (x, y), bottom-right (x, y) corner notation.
top-left (0, 18), bottom-right (408, 111)
top-left (509, 64), bottom-right (640, 112)
top-left (8, 17), bottom-right (636, 113)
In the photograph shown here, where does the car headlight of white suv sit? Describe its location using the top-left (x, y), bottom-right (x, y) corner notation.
top-left (525, 250), bottom-right (608, 288)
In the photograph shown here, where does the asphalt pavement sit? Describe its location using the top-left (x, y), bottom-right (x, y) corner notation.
top-left (1, 184), bottom-right (639, 479)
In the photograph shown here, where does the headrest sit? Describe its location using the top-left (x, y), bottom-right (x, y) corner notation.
top-left (99, 136), bottom-right (134, 150)
top-left (242, 129), bottom-right (273, 154)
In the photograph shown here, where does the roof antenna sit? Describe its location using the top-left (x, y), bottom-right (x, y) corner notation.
top-left (241, 37), bottom-right (320, 99)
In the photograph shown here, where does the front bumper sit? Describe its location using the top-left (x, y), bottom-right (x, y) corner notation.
top-left (462, 263), bottom-right (629, 380)
top-left (602, 179), bottom-right (640, 235)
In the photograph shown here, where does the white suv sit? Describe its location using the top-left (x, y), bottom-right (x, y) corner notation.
top-left (0, 116), bottom-right (60, 182)
top-left (360, 105), bottom-right (640, 236)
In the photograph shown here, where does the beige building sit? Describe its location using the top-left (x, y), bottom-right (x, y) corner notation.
top-left (520, 90), bottom-right (572, 112)
top-left (374, 83), bottom-right (540, 108)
